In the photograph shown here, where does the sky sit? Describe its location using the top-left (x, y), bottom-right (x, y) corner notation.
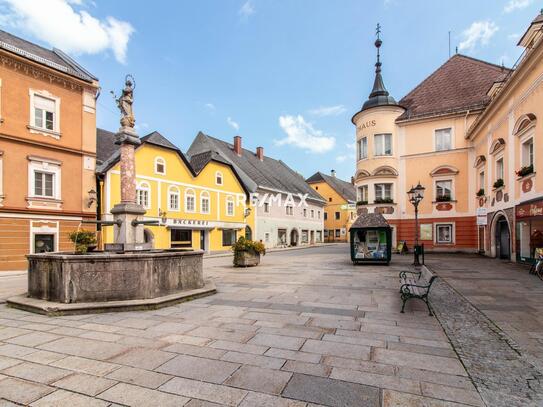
top-left (0, 0), bottom-right (540, 181)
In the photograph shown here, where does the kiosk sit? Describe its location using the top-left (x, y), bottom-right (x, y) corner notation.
top-left (350, 213), bottom-right (392, 265)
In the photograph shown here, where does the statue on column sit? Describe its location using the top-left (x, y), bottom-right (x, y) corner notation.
top-left (112, 74), bottom-right (136, 129)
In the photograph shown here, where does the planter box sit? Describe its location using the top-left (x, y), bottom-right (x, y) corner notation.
top-left (234, 250), bottom-right (261, 267)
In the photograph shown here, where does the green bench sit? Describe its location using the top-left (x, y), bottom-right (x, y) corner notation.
top-left (399, 268), bottom-right (437, 316)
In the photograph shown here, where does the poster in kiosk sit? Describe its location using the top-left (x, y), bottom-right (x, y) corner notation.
top-left (350, 213), bottom-right (392, 265)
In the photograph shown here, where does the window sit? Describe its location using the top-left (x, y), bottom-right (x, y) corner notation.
top-left (357, 137), bottom-right (368, 160)
top-left (335, 229), bottom-right (340, 238)
top-left (496, 158), bottom-right (504, 181)
top-left (226, 196), bottom-right (234, 216)
top-left (34, 234), bottom-right (55, 253)
top-left (375, 183), bottom-right (392, 200)
top-left (137, 182), bottom-right (150, 208)
top-left (263, 202), bottom-right (270, 213)
top-left (374, 133), bottom-right (392, 156)
top-left (215, 171), bottom-right (223, 185)
top-left (185, 189), bottom-right (196, 212)
top-left (358, 185), bottom-right (368, 202)
top-left (171, 229), bottom-right (192, 248)
top-left (303, 208), bottom-right (307, 217)
top-left (265, 232), bottom-right (270, 242)
top-left (168, 186), bottom-right (180, 211)
top-left (436, 224), bottom-right (453, 244)
top-left (34, 171), bottom-right (54, 197)
top-left (222, 229), bottom-right (237, 246)
top-left (286, 205), bottom-right (293, 215)
top-left (335, 212), bottom-right (340, 220)
top-left (317, 211), bottom-right (321, 219)
top-left (436, 180), bottom-right (452, 200)
top-left (479, 171), bottom-right (485, 190)
top-left (328, 197), bottom-right (332, 202)
top-left (155, 157), bottom-right (166, 175)
top-left (33, 95), bottom-right (56, 131)
top-left (324, 212), bottom-right (328, 220)
top-left (310, 209), bottom-right (314, 218)
top-left (435, 128), bottom-right (452, 151)
top-left (200, 191), bottom-right (210, 214)
top-left (301, 230), bottom-right (308, 244)
top-left (522, 138), bottom-right (534, 167)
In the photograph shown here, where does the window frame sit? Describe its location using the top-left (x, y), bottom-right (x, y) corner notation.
top-left (521, 137), bottom-right (534, 168)
top-left (435, 179), bottom-right (453, 200)
top-left (358, 185), bottom-right (368, 202)
top-left (168, 185), bottom-right (180, 211)
top-left (200, 190), bottom-right (210, 214)
top-left (222, 229), bottom-right (237, 246)
top-left (185, 188), bottom-right (196, 213)
top-left (27, 157), bottom-right (62, 201)
top-left (335, 211), bottom-right (340, 220)
top-left (215, 171), bottom-right (223, 186)
top-left (435, 223), bottom-right (454, 244)
top-left (495, 156), bottom-right (504, 181)
top-left (374, 183), bottom-right (392, 200)
top-left (28, 89), bottom-right (60, 137)
top-left (374, 133), bottom-right (392, 156)
top-left (136, 181), bottom-right (151, 209)
top-left (434, 127), bottom-right (453, 151)
top-left (225, 195), bottom-right (235, 216)
top-left (358, 137), bottom-right (368, 160)
top-left (154, 156), bottom-right (166, 175)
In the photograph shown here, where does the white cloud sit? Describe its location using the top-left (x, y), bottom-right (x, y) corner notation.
top-left (227, 117), bottom-right (240, 131)
top-left (336, 155), bottom-right (348, 162)
top-left (276, 115), bottom-right (336, 154)
top-left (1, 0), bottom-right (134, 64)
top-left (458, 21), bottom-right (499, 52)
top-left (504, 0), bottom-right (533, 13)
top-left (239, 1), bottom-right (255, 19)
top-left (205, 103), bottom-right (216, 110)
top-left (308, 105), bottom-right (347, 117)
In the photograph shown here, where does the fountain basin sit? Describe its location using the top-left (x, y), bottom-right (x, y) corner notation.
top-left (7, 249), bottom-right (216, 315)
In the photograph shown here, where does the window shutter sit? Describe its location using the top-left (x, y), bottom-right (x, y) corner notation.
top-left (34, 95), bottom-right (55, 111)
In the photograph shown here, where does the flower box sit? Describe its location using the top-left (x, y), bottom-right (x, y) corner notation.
top-left (435, 195), bottom-right (451, 202)
top-left (493, 179), bottom-right (504, 189)
top-left (232, 237), bottom-right (266, 267)
top-left (476, 188), bottom-right (485, 197)
top-left (374, 198), bottom-right (394, 204)
top-left (516, 165), bottom-right (534, 178)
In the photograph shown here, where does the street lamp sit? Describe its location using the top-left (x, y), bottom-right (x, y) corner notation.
top-left (407, 182), bottom-right (425, 266)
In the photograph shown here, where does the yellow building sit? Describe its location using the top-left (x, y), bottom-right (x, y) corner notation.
top-left (306, 171), bottom-right (356, 242)
top-left (97, 130), bottom-right (254, 253)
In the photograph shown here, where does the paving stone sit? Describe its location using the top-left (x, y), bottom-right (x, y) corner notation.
top-left (109, 348), bottom-right (175, 370)
top-left (187, 326), bottom-right (255, 343)
top-left (161, 334), bottom-right (213, 346)
top-left (259, 326), bottom-right (326, 339)
top-left (114, 318), bottom-right (161, 330)
top-left (0, 399), bottom-right (19, 407)
top-left (397, 366), bottom-right (473, 390)
top-left (156, 354), bottom-right (240, 384)
top-left (322, 356), bottom-right (395, 376)
top-left (0, 327), bottom-right (31, 340)
top-left (19, 350), bottom-right (66, 365)
top-left (330, 367), bottom-right (421, 394)
top-left (53, 373), bottom-right (117, 396)
top-left (249, 333), bottom-right (305, 351)
top-left (264, 348), bottom-right (322, 364)
top-left (282, 373), bottom-right (380, 407)
top-left (106, 366), bottom-right (171, 389)
top-left (51, 356), bottom-right (120, 376)
top-left (0, 377), bottom-right (53, 405)
top-left (78, 323), bottom-right (122, 333)
top-left (382, 389), bottom-right (466, 407)
top-left (387, 341), bottom-right (457, 358)
top-left (31, 389), bottom-right (110, 406)
top-left (372, 348), bottom-right (466, 376)
top-left (98, 382), bottom-right (189, 406)
top-left (161, 343), bottom-right (226, 359)
top-left (308, 318), bottom-right (361, 330)
top-left (2, 362), bottom-right (71, 384)
top-left (185, 400), bottom-right (222, 407)
top-left (19, 323), bottom-right (57, 332)
top-left (301, 339), bottom-right (370, 360)
top-left (321, 333), bottom-right (384, 348)
top-left (146, 322), bottom-right (196, 334)
top-left (159, 376), bottom-right (247, 406)
top-left (282, 360), bottom-right (331, 377)
top-left (221, 351), bottom-right (286, 369)
top-left (210, 339), bottom-right (268, 355)
top-left (79, 331), bottom-right (122, 342)
top-left (225, 365), bottom-right (292, 395)
top-left (38, 337), bottom-right (128, 361)
top-left (48, 326), bottom-right (88, 337)
top-left (0, 343), bottom-right (37, 358)
top-left (421, 382), bottom-right (484, 406)
top-left (239, 391), bottom-right (307, 407)
top-left (398, 336), bottom-right (453, 349)
top-left (0, 355), bottom-right (21, 370)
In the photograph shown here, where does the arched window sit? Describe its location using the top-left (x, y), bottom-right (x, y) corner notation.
top-left (245, 226), bottom-right (252, 240)
top-left (154, 157), bottom-right (166, 175)
top-left (200, 191), bottom-right (210, 214)
top-left (136, 182), bottom-right (150, 208)
top-left (168, 186), bottom-right (180, 211)
top-left (185, 188), bottom-right (196, 212)
top-left (215, 171), bottom-right (223, 185)
top-left (226, 195), bottom-right (234, 216)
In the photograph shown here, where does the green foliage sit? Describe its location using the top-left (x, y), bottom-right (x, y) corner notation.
top-left (232, 236), bottom-right (266, 255)
top-left (476, 188), bottom-right (485, 197)
top-left (356, 200), bottom-right (368, 205)
top-left (374, 197), bottom-right (394, 204)
top-left (516, 165), bottom-right (534, 177)
top-left (68, 230), bottom-right (97, 254)
top-left (493, 178), bottom-right (504, 189)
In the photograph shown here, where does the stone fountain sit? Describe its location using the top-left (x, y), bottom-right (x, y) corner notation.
top-left (7, 76), bottom-right (215, 316)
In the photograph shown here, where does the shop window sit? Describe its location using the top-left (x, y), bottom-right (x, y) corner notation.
top-left (374, 133), bottom-right (392, 156)
top-left (171, 229), bottom-right (192, 248)
top-left (137, 182), bottom-right (150, 208)
top-left (200, 191), bottom-right (210, 214)
top-left (222, 229), bottom-right (237, 246)
top-left (436, 224), bottom-right (453, 244)
top-left (185, 189), bottom-right (195, 212)
top-left (522, 138), bottom-right (534, 167)
top-left (436, 180), bottom-right (452, 200)
top-left (358, 137), bottom-right (368, 160)
top-left (168, 186), bottom-right (179, 211)
top-left (155, 157), bottom-right (166, 175)
top-left (215, 171), bottom-right (223, 185)
top-left (226, 196), bottom-right (234, 216)
top-left (352, 229), bottom-right (388, 260)
top-left (34, 234), bottom-right (55, 253)
top-left (517, 218), bottom-right (543, 262)
top-left (435, 128), bottom-right (452, 151)
top-left (301, 230), bottom-right (308, 244)
top-left (335, 229), bottom-right (340, 238)
top-left (278, 229), bottom-right (287, 245)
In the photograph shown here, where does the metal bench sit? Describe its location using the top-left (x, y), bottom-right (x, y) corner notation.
top-left (399, 268), bottom-right (437, 315)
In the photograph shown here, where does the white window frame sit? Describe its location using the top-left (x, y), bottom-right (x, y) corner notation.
top-left (28, 157), bottom-right (61, 200)
top-left (374, 133), bottom-right (392, 156)
top-left (226, 195), bottom-right (235, 216)
top-left (434, 127), bottom-right (453, 151)
top-left (358, 185), bottom-right (368, 202)
top-left (168, 186), bottom-right (180, 211)
top-left (286, 205), bottom-right (293, 216)
top-left (185, 188), bottom-right (196, 213)
top-left (200, 191), bottom-right (210, 214)
top-left (521, 137), bottom-right (534, 168)
top-left (374, 183), bottom-right (392, 200)
top-left (154, 156), bottom-right (166, 175)
top-left (479, 170), bottom-right (485, 191)
top-left (495, 156), bottom-right (504, 181)
top-left (358, 137), bottom-right (368, 160)
top-left (136, 181), bottom-right (151, 209)
top-left (435, 223), bottom-right (454, 244)
top-left (30, 220), bottom-right (59, 254)
top-left (28, 89), bottom-right (61, 138)
top-left (215, 171), bottom-right (223, 185)
top-left (435, 179), bottom-right (453, 200)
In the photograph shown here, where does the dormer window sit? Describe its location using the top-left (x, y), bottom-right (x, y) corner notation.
top-left (216, 171), bottom-right (223, 185)
top-left (155, 157), bottom-right (166, 175)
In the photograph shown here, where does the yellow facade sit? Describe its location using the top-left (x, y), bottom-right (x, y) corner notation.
top-left (308, 180), bottom-right (355, 242)
top-left (101, 143), bottom-right (254, 253)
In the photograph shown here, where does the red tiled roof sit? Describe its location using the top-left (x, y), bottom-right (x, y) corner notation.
top-left (397, 54), bottom-right (511, 121)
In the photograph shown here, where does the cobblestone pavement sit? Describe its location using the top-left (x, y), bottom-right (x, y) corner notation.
top-left (0, 245), bottom-right (484, 406)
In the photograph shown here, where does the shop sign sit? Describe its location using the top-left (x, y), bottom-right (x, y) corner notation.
top-left (170, 219), bottom-right (210, 226)
top-left (516, 200), bottom-right (543, 218)
top-left (340, 204), bottom-right (356, 210)
top-left (476, 207), bottom-right (487, 226)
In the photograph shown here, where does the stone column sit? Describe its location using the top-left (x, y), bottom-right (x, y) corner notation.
top-left (120, 142), bottom-right (137, 204)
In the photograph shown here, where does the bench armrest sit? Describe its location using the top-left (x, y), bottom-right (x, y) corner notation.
top-left (399, 270), bottom-right (421, 279)
top-left (400, 283), bottom-right (431, 295)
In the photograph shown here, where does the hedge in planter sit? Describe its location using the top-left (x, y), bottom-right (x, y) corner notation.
top-left (68, 230), bottom-right (97, 254)
top-left (232, 237), bottom-right (266, 267)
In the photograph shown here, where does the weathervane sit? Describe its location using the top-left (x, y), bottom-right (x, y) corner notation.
top-left (111, 74), bottom-right (136, 129)
top-left (375, 23), bottom-right (382, 73)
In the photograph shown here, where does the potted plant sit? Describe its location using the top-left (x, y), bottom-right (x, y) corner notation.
top-left (356, 200), bottom-right (368, 206)
top-left (232, 237), bottom-right (266, 267)
top-left (516, 164), bottom-right (534, 178)
top-left (68, 230), bottom-right (97, 254)
top-left (374, 197), bottom-right (394, 204)
top-left (493, 178), bottom-right (504, 189)
top-left (476, 188), bottom-right (485, 197)
top-left (436, 195), bottom-right (451, 202)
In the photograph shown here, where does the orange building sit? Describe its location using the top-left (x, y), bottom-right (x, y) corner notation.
top-left (306, 171), bottom-right (356, 242)
top-left (0, 30), bottom-right (99, 271)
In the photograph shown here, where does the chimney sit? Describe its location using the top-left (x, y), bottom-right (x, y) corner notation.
top-left (233, 135), bottom-right (242, 156)
top-left (331, 169), bottom-right (336, 178)
top-left (350, 176), bottom-right (355, 185)
top-left (256, 146), bottom-right (264, 161)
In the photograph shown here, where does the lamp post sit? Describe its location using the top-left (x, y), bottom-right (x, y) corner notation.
top-left (407, 182), bottom-right (425, 267)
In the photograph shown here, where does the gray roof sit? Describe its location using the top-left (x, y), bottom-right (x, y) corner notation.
top-left (351, 213), bottom-right (390, 229)
top-left (306, 172), bottom-right (356, 203)
top-left (189, 150), bottom-right (231, 174)
top-left (96, 128), bottom-right (117, 164)
top-left (187, 132), bottom-right (325, 202)
top-left (0, 29), bottom-right (97, 82)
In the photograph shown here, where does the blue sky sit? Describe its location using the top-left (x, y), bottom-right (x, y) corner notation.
top-left (1, 0), bottom-right (540, 181)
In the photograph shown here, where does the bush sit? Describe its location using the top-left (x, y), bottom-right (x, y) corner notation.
top-left (516, 165), bottom-right (534, 177)
top-left (356, 200), bottom-right (368, 205)
top-left (68, 230), bottom-right (97, 254)
top-left (374, 197), bottom-right (394, 204)
top-left (493, 178), bottom-right (504, 189)
top-left (476, 188), bottom-right (485, 197)
top-left (232, 237), bottom-right (266, 255)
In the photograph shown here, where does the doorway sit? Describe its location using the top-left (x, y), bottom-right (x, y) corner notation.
top-left (495, 216), bottom-right (510, 259)
top-left (245, 226), bottom-right (252, 241)
top-left (290, 229), bottom-right (298, 246)
top-left (200, 230), bottom-right (206, 252)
